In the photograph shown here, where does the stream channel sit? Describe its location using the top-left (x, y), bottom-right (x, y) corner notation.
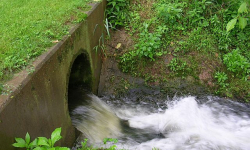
top-left (69, 87), bottom-right (250, 150)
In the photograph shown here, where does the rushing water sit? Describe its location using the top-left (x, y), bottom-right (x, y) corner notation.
top-left (70, 94), bottom-right (250, 150)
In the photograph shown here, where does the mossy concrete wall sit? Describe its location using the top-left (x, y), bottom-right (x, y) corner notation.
top-left (0, 1), bottom-right (106, 149)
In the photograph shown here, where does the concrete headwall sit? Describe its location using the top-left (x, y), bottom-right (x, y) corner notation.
top-left (0, 1), bottom-right (106, 149)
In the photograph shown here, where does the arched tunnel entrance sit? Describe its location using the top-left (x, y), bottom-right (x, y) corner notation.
top-left (68, 52), bottom-right (92, 112)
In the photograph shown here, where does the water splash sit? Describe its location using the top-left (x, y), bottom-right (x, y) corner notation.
top-left (71, 95), bottom-right (250, 150)
top-left (71, 94), bottom-right (121, 144)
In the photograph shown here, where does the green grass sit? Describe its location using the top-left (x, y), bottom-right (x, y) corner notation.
top-left (0, 0), bottom-right (92, 82)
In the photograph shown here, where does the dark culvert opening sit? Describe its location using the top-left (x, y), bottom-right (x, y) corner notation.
top-left (68, 52), bottom-right (92, 112)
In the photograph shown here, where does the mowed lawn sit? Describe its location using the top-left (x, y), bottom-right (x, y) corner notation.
top-left (0, 0), bottom-right (91, 81)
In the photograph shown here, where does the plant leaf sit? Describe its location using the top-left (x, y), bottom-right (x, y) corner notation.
top-left (13, 138), bottom-right (26, 147)
top-left (25, 132), bottom-right (31, 144)
top-left (12, 142), bottom-right (26, 148)
top-left (48, 139), bottom-right (52, 146)
top-left (51, 127), bottom-right (62, 146)
top-left (37, 137), bottom-right (50, 147)
top-left (33, 147), bottom-right (46, 150)
top-left (226, 18), bottom-right (237, 32)
top-left (29, 138), bottom-right (38, 147)
top-left (103, 138), bottom-right (108, 144)
top-left (238, 2), bottom-right (248, 13)
top-left (239, 17), bottom-right (247, 29)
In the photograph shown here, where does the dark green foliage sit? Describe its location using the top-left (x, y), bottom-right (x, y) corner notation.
top-left (223, 50), bottom-right (250, 80)
top-left (106, 0), bottom-right (130, 28)
top-left (215, 72), bottom-right (229, 89)
top-left (0, 83), bottom-right (3, 94)
top-left (120, 51), bottom-right (137, 73)
top-left (155, 2), bottom-right (184, 25)
top-left (168, 58), bottom-right (190, 77)
top-left (113, 0), bottom-right (250, 101)
top-left (226, 1), bottom-right (249, 31)
top-left (134, 24), bottom-right (167, 61)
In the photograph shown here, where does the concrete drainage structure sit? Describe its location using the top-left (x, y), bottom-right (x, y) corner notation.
top-left (0, 1), bottom-right (106, 149)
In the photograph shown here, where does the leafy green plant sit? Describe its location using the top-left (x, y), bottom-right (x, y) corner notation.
top-left (106, 0), bottom-right (130, 28)
top-left (120, 51), bottom-right (137, 73)
top-left (227, 1), bottom-right (249, 31)
top-left (134, 25), bottom-right (167, 61)
top-left (214, 71), bottom-right (234, 98)
top-left (103, 138), bottom-right (118, 150)
top-left (77, 139), bottom-right (95, 150)
top-left (168, 58), bottom-right (190, 77)
top-left (214, 72), bottom-right (229, 88)
top-left (223, 50), bottom-right (250, 80)
top-left (168, 58), bottom-right (178, 72)
top-left (126, 11), bottom-right (141, 35)
top-left (176, 28), bottom-right (216, 53)
top-left (155, 2), bottom-right (184, 24)
top-left (13, 127), bottom-right (69, 150)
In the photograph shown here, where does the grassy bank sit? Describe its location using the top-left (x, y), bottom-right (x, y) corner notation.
top-left (106, 0), bottom-right (250, 101)
top-left (0, 0), bottom-right (92, 87)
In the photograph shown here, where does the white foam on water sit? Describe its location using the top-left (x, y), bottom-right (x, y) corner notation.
top-left (71, 95), bottom-right (250, 150)
top-left (116, 97), bottom-right (250, 150)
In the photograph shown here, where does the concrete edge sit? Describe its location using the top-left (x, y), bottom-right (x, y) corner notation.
top-left (0, 1), bottom-right (104, 113)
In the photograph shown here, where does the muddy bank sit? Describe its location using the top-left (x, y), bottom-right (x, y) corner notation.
top-left (97, 29), bottom-right (212, 101)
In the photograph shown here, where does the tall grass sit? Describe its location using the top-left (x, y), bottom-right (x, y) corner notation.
top-left (0, 0), bottom-right (91, 81)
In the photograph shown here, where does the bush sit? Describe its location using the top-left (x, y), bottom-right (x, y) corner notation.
top-left (106, 0), bottom-right (130, 28)
top-left (134, 25), bottom-right (166, 61)
top-left (223, 50), bottom-right (250, 80)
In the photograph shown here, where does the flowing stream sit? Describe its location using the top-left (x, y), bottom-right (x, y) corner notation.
top-left (70, 93), bottom-right (250, 150)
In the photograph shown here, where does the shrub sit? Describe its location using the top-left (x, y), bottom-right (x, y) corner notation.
top-left (214, 72), bottom-right (229, 88)
top-left (106, 0), bottom-right (130, 28)
top-left (223, 50), bottom-right (250, 80)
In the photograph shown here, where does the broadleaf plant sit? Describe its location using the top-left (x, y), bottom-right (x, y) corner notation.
top-left (238, 17), bottom-right (247, 29)
top-left (13, 138), bottom-right (26, 148)
top-left (226, 18), bottom-right (237, 32)
top-left (13, 127), bottom-right (69, 150)
top-left (51, 127), bottom-right (62, 147)
top-left (105, 0), bottom-right (130, 28)
top-left (227, 1), bottom-right (249, 31)
top-left (238, 2), bottom-right (248, 13)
